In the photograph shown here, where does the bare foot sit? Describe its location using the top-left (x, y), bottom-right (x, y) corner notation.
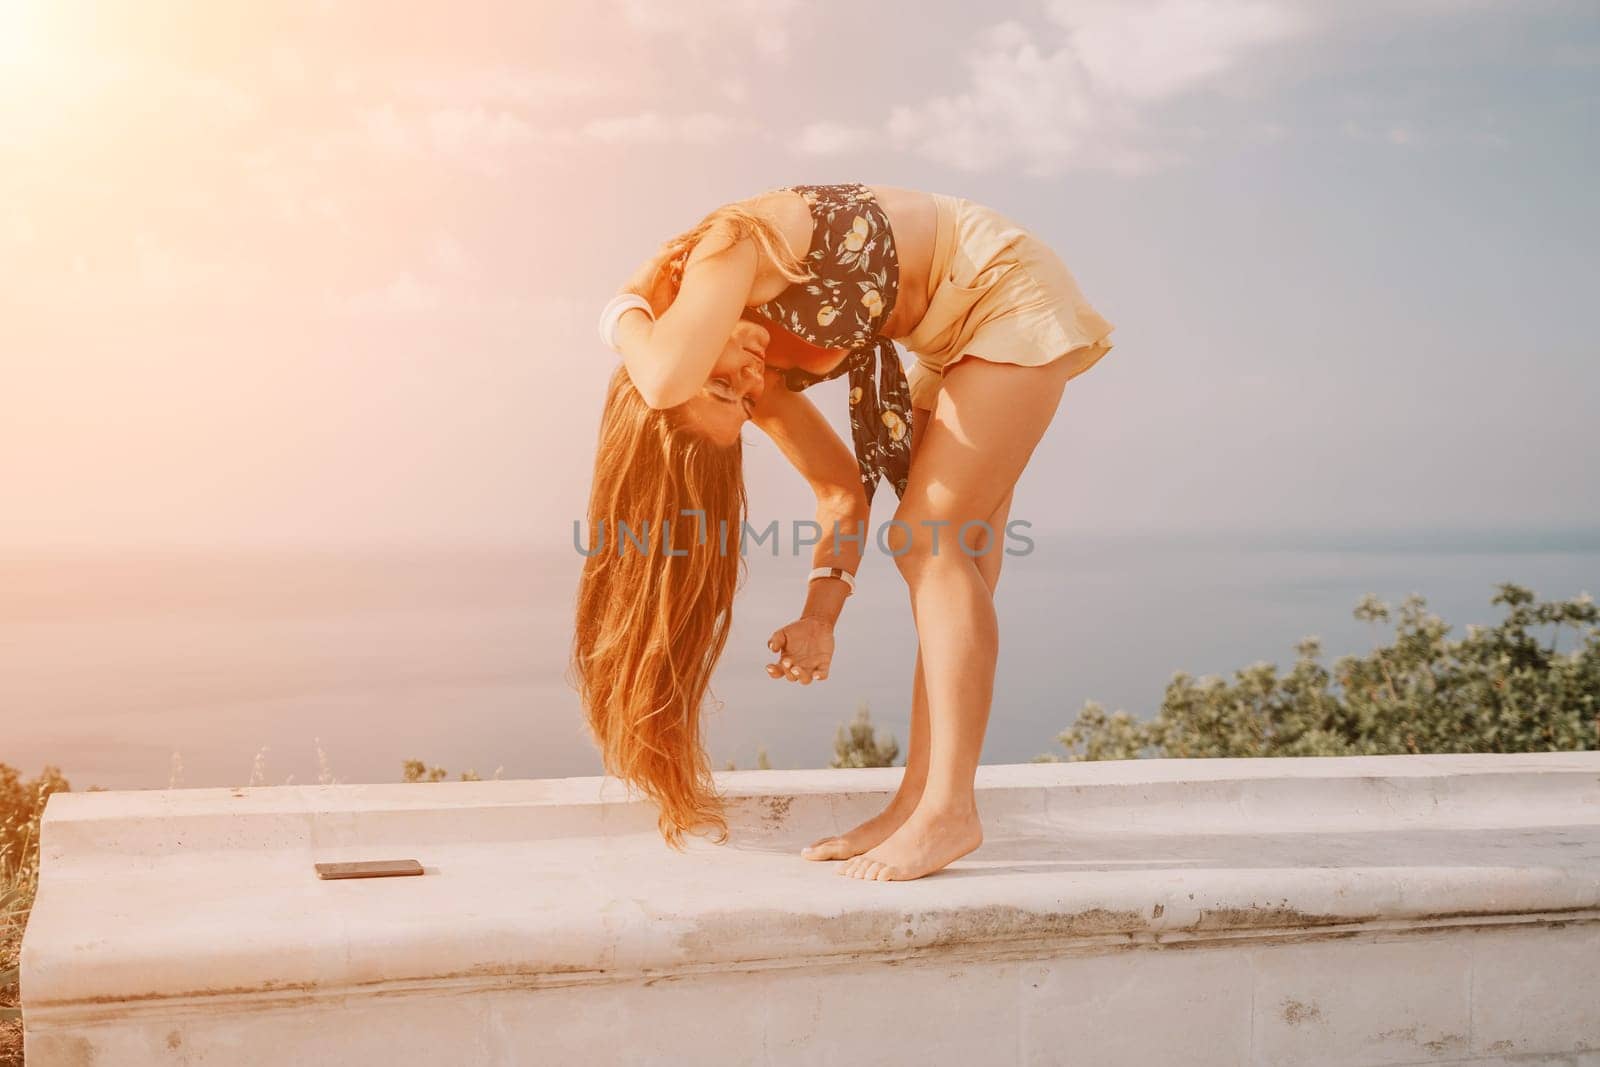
top-left (838, 803), bottom-right (982, 881)
top-left (800, 789), bottom-right (923, 862)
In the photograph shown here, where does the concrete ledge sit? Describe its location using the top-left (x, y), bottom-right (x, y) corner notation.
top-left (22, 753), bottom-right (1600, 1065)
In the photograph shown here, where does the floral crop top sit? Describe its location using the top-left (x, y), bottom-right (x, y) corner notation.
top-left (749, 183), bottom-right (912, 504)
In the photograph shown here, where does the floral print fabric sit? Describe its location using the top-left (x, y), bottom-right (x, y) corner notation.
top-left (751, 183), bottom-right (912, 504)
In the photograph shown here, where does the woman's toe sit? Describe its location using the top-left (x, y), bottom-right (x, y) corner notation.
top-left (802, 837), bottom-right (844, 861)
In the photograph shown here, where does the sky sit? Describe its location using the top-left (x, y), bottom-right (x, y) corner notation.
top-left (2, 0), bottom-right (1597, 552)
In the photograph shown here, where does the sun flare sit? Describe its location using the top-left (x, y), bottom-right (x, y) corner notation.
top-left (0, 0), bottom-right (48, 72)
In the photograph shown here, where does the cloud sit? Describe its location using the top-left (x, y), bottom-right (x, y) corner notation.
top-left (0, 49), bottom-right (259, 156)
top-left (1055, 0), bottom-right (1303, 102)
top-left (359, 102), bottom-right (571, 175)
top-left (339, 274), bottom-right (591, 329)
top-left (582, 110), bottom-right (750, 145)
top-left (361, 103), bottom-right (415, 155)
top-left (345, 272), bottom-right (443, 316)
top-left (431, 233), bottom-right (471, 278)
top-left (1340, 116), bottom-right (1509, 151)
top-left (794, 121), bottom-right (876, 157)
top-left (403, 65), bottom-right (624, 109)
top-left (428, 106), bottom-right (540, 155)
top-left (619, 0), bottom-right (800, 61)
top-left (803, 0), bottom-right (1309, 176)
top-left (885, 20), bottom-right (1126, 176)
top-left (345, 61), bottom-right (620, 175)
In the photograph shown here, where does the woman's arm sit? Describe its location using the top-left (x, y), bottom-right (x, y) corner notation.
top-left (615, 228), bottom-right (758, 410)
top-left (749, 371), bottom-right (871, 627)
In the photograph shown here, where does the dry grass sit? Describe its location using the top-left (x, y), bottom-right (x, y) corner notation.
top-left (1, 770), bottom-right (53, 1067)
top-left (1, 868), bottom-right (31, 1066)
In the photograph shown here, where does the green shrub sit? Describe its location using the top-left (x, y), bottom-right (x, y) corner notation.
top-left (1041, 584), bottom-right (1599, 762)
top-left (830, 702), bottom-right (900, 768)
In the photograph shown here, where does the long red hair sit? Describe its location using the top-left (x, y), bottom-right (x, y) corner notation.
top-left (571, 199), bottom-right (808, 848)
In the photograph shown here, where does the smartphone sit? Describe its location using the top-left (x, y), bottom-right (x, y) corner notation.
top-left (314, 859), bottom-right (424, 880)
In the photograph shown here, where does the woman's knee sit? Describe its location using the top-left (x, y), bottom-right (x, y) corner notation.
top-left (885, 513), bottom-right (1002, 577)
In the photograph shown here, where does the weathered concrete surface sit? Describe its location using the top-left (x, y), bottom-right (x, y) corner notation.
top-left (21, 753), bottom-right (1600, 1065)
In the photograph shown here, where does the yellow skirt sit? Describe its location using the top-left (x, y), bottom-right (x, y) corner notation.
top-left (893, 193), bottom-right (1116, 413)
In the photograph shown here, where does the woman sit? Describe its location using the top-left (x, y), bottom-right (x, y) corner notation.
top-left (573, 182), bottom-right (1115, 881)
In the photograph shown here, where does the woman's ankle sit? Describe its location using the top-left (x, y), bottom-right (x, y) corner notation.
top-left (890, 777), bottom-right (928, 808)
top-left (914, 791), bottom-right (979, 819)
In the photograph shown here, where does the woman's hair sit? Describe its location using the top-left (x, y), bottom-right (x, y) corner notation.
top-left (571, 199), bottom-right (805, 848)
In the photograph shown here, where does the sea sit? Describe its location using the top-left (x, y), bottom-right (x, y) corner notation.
top-left (2, 530), bottom-right (1595, 791)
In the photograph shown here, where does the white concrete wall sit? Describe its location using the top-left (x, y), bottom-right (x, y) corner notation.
top-left (22, 753), bottom-right (1600, 1066)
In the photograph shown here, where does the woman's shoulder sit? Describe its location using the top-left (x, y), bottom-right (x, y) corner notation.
top-left (687, 189), bottom-right (814, 303)
top-left (731, 187), bottom-right (814, 253)
top-left (680, 189), bottom-right (807, 266)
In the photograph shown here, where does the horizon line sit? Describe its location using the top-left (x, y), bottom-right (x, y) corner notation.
top-left (2, 522), bottom-right (1599, 559)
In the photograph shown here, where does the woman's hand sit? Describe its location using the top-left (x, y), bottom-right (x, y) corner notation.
top-left (766, 615), bottom-right (835, 685)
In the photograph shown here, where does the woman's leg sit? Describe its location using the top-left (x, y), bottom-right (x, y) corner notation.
top-left (800, 428), bottom-right (1014, 862)
top-left (800, 404), bottom-right (935, 861)
top-left (895, 486), bottom-right (1014, 799)
top-left (839, 352), bottom-right (1074, 881)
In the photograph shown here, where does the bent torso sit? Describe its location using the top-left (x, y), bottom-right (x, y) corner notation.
top-left (738, 184), bottom-right (939, 379)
